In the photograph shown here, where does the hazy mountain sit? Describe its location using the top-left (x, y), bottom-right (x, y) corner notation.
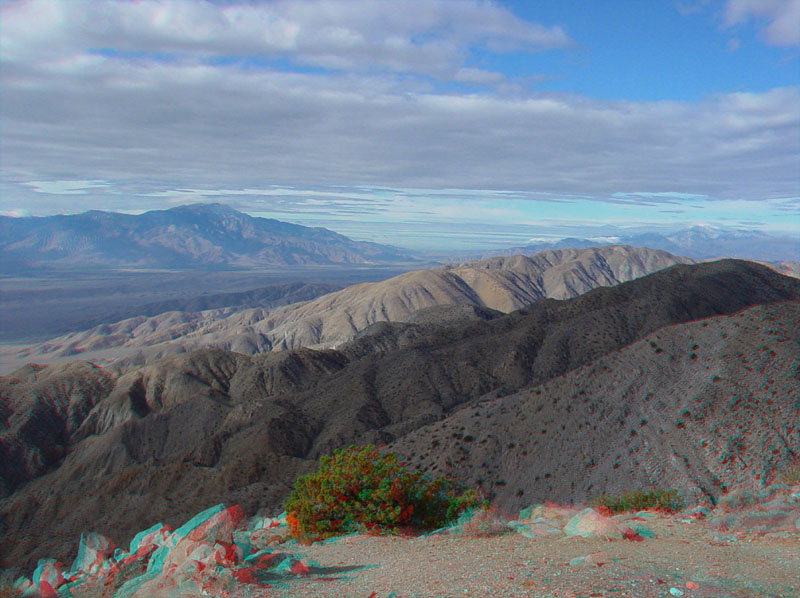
top-left (0, 246), bottom-right (692, 371)
top-left (489, 225), bottom-right (800, 262)
top-left (0, 203), bottom-right (412, 271)
top-left (2, 259), bottom-right (798, 569)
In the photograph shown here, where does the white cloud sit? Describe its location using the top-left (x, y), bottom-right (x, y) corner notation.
top-left (0, 0), bottom-right (797, 222)
top-left (24, 180), bottom-right (111, 194)
top-left (0, 0), bottom-right (572, 78)
top-left (1, 51), bottom-right (797, 205)
top-left (723, 0), bottom-right (800, 46)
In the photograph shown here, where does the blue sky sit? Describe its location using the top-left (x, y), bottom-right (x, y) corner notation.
top-left (1, 0), bottom-right (798, 250)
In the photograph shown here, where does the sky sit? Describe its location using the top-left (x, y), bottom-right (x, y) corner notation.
top-left (1, 0), bottom-right (798, 250)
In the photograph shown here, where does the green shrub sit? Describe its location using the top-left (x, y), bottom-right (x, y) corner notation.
top-left (284, 445), bottom-right (483, 541)
top-left (591, 489), bottom-right (683, 513)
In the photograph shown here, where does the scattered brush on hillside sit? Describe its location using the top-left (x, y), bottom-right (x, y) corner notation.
top-left (284, 445), bottom-right (483, 542)
top-left (591, 489), bottom-right (683, 513)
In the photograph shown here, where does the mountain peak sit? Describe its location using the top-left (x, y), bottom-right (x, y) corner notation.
top-left (0, 204), bottom-right (412, 270)
top-left (169, 202), bottom-right (246, 217)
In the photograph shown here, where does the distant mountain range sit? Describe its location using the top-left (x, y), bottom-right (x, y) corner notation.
top-left (485, 225), bottom-right (799, 262)
top-left (0, 203), bottom-right (412, 271)
top-left (0, 246), bottom-right (692, 371)
top-left (3, 205), bottom-right (795, 272)
top-left (2, 259), bottom-right (798, 570)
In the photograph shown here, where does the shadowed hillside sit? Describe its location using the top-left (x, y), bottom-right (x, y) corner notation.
top-left (390, 300), bottom-right (800, 511)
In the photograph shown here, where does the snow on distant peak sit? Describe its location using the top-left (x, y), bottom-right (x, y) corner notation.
top-left (525, 237), bottom-right (564, 244)
top-left (587, 236), bottom-right (622, 243)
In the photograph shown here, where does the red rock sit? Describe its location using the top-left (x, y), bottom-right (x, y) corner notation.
top-left (290, 560), bottom-right (311, 576)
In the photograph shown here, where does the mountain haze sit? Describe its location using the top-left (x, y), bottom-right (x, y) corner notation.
top-left (0, 203), bottom-right (411, 271)
top-left (489, 225), bottom-right (800, 262)
top-left (1, 246), bottom-right (692, 371)
top-left (2, 260), bottom-right (798, 569)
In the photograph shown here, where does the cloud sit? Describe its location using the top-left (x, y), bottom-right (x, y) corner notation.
top-left (0, 0), bottom-right (797, 225)
top-left (24, 180), bottom-right (111, 194)
top-left (4, 53), bottom-right (797, 203)
top-left (0, 0), bottom-right (572, 79)
top-left (723, 0), bottom-right (800, 46)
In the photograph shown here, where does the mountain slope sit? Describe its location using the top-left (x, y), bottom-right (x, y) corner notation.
top-left (1, 259), bottom-right (798, 569)
top-left (0, 203), bottom-right (411, 270)
top-left (390, 299), bottom-right (800, 511)
top-left (1, 245), bottom-right (692, 371)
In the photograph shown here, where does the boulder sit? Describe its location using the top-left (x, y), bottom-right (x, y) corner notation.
top-left (563, 508), bottom-right (624, 540)
top-left (70, 532), bottom-right (115, 576)
top-left (28, 559), bottom-right (65, 597)
top-left (517, 521), bottom-right (563, 538)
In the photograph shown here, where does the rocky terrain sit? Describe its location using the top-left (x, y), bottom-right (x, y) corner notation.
top-left (1, 259), bottom-right (797, 572)
top-left (0, 203), bottom-right (411, 272)
top-left (10, 488), bottom-right (800, 597)
top-left (0, 245), bottom-right (691, 371)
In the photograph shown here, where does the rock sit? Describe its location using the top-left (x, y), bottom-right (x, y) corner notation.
top-left (22, 503), bottom-right (322, 598)
top-left (248, 514), bottom-right (284, 530)
top-left (29, 559), bottom-right (65, 598)
top-left (13, 577), bottom-right (32, 594)
top-left (162, 504), bottom-right (246, 571)
top-left (669, 588), bottom-right (684, 596)
top-left (250, 531), bottom-right (285, 551)
top-left (128, 522), bottom-right (171, 556)
top-left (245, 549), bottom-right (289, 570)
top-left (631, 523), bottom-right (656, 538)
top-left (233, 530), bottom-right (253, 560)
top-left (520, 503), bottom-right (576, 523)
top-left (563, 508), bottom-right (624, 540)
top-left (517, 521), bottom-right (563, 538)
top-left (569, 551), bottom-right (608, 567)
top-left (619, 526), bottom-right (644, 541)
top-left (70, 531), bottom-right (115, 576)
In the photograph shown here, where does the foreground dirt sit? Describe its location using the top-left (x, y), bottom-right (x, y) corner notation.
top-left (226, 514), bottom-right (799, 598)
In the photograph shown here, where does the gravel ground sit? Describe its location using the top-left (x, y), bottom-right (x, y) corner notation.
top-left (226, 514), bottom-right (800, 598)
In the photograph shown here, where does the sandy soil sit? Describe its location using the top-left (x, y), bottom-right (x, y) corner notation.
top-left (226, 513), bottom-right (799, 598)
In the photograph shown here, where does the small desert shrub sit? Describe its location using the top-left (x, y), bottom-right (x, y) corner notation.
top-left (461, 506), bottom-right (510, 538)
top-left (284, 445), bottom-right (483, 541)
top-left (776, 458), bottom-right (800, 486)
top-left (591, 489), bottom-right (683, 513)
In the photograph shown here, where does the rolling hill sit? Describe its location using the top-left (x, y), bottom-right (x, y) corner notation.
top-left (1, 259), bottom-right (798, 570)
top-left (0, 245), bottom-right (692, 371)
